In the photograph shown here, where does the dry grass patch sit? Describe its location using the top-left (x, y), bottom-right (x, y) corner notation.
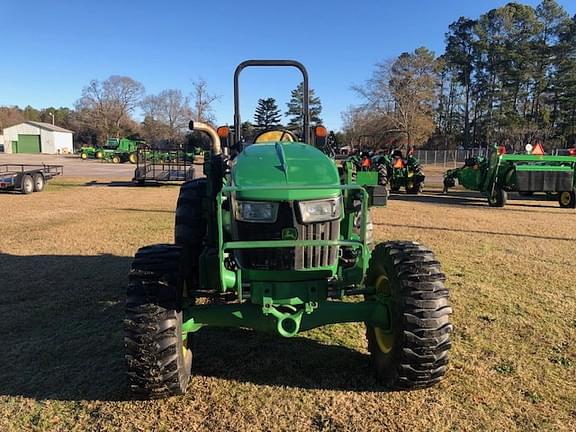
top-left (0, 179), bottom-right (574, 431)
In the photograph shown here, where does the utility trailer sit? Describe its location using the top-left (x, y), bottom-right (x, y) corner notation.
top-left (0, 164), bottom-right (63, 194)
top-left (132, 145), bottom-right (195, 184)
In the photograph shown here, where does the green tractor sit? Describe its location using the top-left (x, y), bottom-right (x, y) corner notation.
top-left (80, 138), bottom-right (143, 163)
top-left (346, 149), bottom-right (424, 195)
top-left (79, 145), bottom-right (101, 160)
top-left (387, 149), bottom-right (425, 194)
top-left (443, 146), bottom-right (576, 208)
top-left (124, 60), bottom-right (452, 398)
top-left (100, 137), bottom-right (143, 164)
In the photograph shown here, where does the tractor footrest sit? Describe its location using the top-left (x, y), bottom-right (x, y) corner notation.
top-left (516, 170), bottom-right (574, 192)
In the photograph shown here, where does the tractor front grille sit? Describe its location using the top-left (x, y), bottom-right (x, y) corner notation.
top-left (296, 221), bottom-right (339, 269)
top-left (234, 202), bottom-right (339, 270)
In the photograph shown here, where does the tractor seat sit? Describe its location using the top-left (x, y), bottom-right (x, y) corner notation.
top-left (253, 129), bottom-right (297, 143)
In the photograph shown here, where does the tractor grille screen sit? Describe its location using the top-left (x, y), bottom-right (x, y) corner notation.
top-left (235, 202), bottom-right (339, 270)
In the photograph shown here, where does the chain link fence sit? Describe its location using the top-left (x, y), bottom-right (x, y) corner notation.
top-left (413, 148), bottom-right (490, 167)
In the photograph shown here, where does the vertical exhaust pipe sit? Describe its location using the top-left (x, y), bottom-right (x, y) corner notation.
top-left (189, 121), bottom-right (222, 156)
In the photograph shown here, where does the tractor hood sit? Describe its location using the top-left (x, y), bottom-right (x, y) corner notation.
top-left (231, 142), bottom-right (340, 201)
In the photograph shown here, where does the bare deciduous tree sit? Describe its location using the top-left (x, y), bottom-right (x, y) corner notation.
top-left (190, 78), bottom-right (218, 124)
top-left (352, 47), bottom-right (438, 147)
top-left (141, 89), bottom-right (192, 143)
top-left (76, 75), bottom-right (144, 141)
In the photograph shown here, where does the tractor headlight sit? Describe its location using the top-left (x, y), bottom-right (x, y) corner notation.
top-left (297, 198), bottom-right (341, 223)
top-left (235, 201), bottom-right (279, 223)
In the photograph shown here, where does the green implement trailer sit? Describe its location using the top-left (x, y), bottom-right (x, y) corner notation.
top-left (124, 60), bottom-right (453, 398)
top-left (443, 149), bottom-right (576, 208)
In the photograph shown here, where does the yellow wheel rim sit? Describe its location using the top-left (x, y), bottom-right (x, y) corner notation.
top-left (374, 273), bottom-right (391, 296)
top-left (81, 153), bottom-right (87, 160)
top-left (373, 273), bottom-right (394, 353)
top-left (374, 327), bottom-right (394, 353)
top-left (560, 192), bottom-right (572, 206)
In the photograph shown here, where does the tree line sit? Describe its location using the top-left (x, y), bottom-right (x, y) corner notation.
top-left (0, 78), bottom-right (324, 147)
top-left (0, 77), bottom-right (218, 147)
top-left (345, 0), bottom-right (576, 151)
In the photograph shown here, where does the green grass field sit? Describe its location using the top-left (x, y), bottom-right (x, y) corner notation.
top-left (0, 180), bottom-right (574, 431)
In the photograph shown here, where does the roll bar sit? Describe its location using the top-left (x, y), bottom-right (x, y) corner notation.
top-left (233, 60), bottom-right (310, 144)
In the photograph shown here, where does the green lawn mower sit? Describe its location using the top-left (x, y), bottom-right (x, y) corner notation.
top-left (124, 60), bottom-right (452, 398)
top-left (443, 146), bottom-right (576, 208)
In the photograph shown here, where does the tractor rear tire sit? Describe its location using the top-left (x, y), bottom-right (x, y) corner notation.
top-left (175, 179), bottom-right (207, 287)
top-left (487, 188), bottom-right (507, 207)
top-left (365, 241), bottom-right (452, 389)
top-left (95, 150), bottom-right (104, 159)
top-left (559, 190), bottom-right (576, 209)
top-left (129, 152), bottom-right (138, 164)
top-left (124, 244), bottom-right (192, 398)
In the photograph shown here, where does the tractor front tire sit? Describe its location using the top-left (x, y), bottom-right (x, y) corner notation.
top-left (487, 188), bottom-right (507, 207)
top-left (129, 152), bottom-right (138, 164)
top-left (365, 241), bottom-right (452, 389)
top-left (80, 152), bottom-right (88, 160)
top-left (559, 190), bottom-right (576, 209)
top-left (124, 244), bottom-right (192, 398)
top-left (95, 150), bottom-right (104, 159)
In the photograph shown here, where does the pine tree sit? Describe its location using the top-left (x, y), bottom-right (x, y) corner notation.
top-left (253, 98), bottom-right (282, 130)
top-left (285, 82), bottom-right (323, 134)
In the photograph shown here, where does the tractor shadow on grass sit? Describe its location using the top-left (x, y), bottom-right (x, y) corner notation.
top-left (192, 328), bottom-right (384, 392)
top-left (0, 253), bottom-right (384, 401)
top-left (0, 253), bottom-right (132, 402)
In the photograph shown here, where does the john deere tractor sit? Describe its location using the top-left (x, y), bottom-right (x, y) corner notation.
top-left (124, 60), bottom-right (452, 398)
top-left (80, 137), bottom-right (143, 163)
top-left (443, 146), bottom-right (576, 208)
top-left (387, 150), bottom-right (425, 194)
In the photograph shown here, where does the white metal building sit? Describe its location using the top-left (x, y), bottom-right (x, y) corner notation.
top-left (2, 121), bottom-right (73, 154)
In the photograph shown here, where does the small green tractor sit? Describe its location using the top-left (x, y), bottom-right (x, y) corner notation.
top-left (124, 60), bottom-right (452, 398)
top-left (385, 150), bottom-right (425, 194)
top-left (443, 147), bottom-right (576, 208)
top-left (80, 137), bottom-right (143, 163)
top-left (346, 149), bottom-right (425, 195)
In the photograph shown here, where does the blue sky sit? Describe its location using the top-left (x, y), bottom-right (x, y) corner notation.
top-left (0, 0), bottom-right (574, 130)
